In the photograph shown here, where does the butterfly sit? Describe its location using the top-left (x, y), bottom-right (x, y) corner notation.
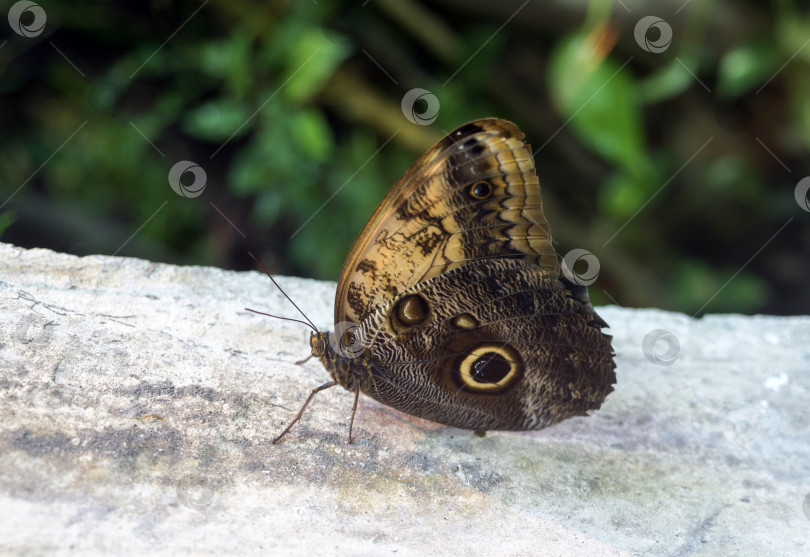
top-left (264, 118), bottom-right (615, 443)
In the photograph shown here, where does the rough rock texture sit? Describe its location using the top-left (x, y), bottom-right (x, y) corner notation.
top-left (0, 242), bottom-right (808, 556)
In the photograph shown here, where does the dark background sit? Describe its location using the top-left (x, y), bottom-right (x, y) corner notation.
top-left (1, 0), bottom-right (808, 315)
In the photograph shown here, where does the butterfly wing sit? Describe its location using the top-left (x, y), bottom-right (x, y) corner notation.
top-left (333, 118), bottom-right (614, 430)
top-left (335, 118), bottom-right (558, 326)
top-left (354, 258), bottom-right (614, 430)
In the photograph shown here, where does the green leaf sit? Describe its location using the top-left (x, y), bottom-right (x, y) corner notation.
top-left (547, 32), bottom-right (646, 175)
top-left (637, 57), bottom-right (698, 104)
top-left (253, 191), bottom-right (283, 225)
top-left (198, 32), bottom-right (254, 97)
top-left (284, 30), bottom-right (350, 103)
top-left (716, 39), bottom-right (782, 97)
top-left (597, 170), bottom-right (649, 219)
top-left (181, 98), bottom-right (252, 141)
top-left (0, 211), bottom-right (17, 237)
top-left (789, 70), bottom-right (810, 151)
top-left (291, 110), bottom-right (333, 160)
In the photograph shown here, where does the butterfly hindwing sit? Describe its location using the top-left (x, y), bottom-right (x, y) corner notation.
top-left (355, 258), bottom-right (615, 430)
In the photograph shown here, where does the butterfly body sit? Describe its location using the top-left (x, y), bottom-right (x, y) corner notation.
top-left (276, 118), bottom-right (615, 442)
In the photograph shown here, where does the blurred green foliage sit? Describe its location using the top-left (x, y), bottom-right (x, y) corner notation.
top-left (1, 0), bottom-right (808, 315)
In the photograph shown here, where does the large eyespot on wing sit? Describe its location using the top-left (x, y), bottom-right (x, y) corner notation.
top-left (335, 119), bottom-right (559, 327)
top-left (451, 342), bottom-right (524, 394)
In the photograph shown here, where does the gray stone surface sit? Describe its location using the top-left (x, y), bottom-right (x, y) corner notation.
top-left (0, 242), bottom-right (808, 556)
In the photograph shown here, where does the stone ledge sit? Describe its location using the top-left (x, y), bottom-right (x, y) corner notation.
top-left (0, 242), bottom-right (808, 556)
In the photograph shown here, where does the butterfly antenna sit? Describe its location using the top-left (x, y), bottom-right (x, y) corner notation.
top-left (243, 308), bottom-right (317, 332)
top-left (248, 252), bottom-right (319, 333)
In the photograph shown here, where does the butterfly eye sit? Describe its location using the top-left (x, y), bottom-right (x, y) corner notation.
top-left (469, 181), bottom-right (492, 199)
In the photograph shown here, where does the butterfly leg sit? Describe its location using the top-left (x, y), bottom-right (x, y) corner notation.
top-left (272, 380), bottom-right (337, 444)
top-left (294, 353), bottom-right (314, 365)
top-left (348, 384), bottom-right (360, 444)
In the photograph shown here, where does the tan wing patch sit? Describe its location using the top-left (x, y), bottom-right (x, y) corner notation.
top-left (335, 119), bottom-right (558, 326)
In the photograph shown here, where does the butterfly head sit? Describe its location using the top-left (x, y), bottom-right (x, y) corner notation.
top-left (309, 331), bottom-right (328, 358)
top-left (308, 326), bottom-right (371, 392)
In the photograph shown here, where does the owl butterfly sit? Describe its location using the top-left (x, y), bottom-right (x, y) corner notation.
top-left (264, 118), bottom-right (615, 444)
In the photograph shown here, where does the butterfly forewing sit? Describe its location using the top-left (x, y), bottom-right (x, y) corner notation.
top-left (335, 119), bottom-right (558, 327)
